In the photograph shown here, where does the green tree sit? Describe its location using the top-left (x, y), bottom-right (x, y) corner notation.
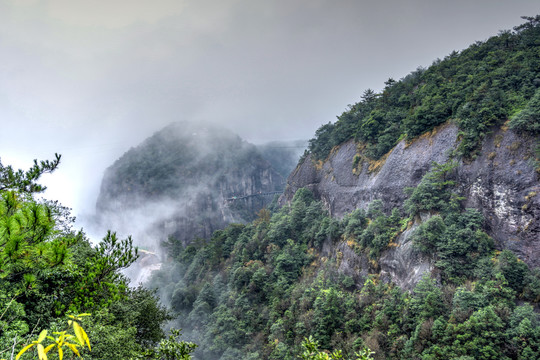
top-left (0, 156), bottom-right (188, 359)
top-left (0, 154), bottom-right (61, 193)
top-left (509, 88), bottom-right (540, 134)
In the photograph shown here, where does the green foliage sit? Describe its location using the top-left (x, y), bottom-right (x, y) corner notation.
top-left (509, 87), bottom-right (540, 134)
top-left (308, 17), bottom-right (540, 161)
top-left (404, 160), bottom-right (459, 216)
top-left (15, 314), bottom-right (91, 360)
top-left (434, 209), bottom-right (493, 282)
top-left (144, 329), bottom-right (197, 360)
top-left (359, 206), bottom-right (400, 259)
top-left (300, 336), bottom-right (375, 360)
top-left (70, 231), bottom-right (138, 312)
top-left (147, 142), bottom-right (540, 360)
top-left (407, 161), bottom-right (494, 283)
top-left (497, 250), bottom-right (529, 294)
top-left (410, 215), bottom-right (445, 253)
top-left (409, 276), bottom-right (446, 322)
top-left (313, 288), bottom-right (343, 348)
top-left (0, 157), bottom-right (178, 359)
top-left (399, 163), bottom-right (540, 357)
top-left (83, 19), bottom-right (540, 357)
top-left (309, 122), bottom-right (337, 160)
top-left (342, 209), bottom-right (367, 239)
top-left (0, 154), bottom-right (61, 193)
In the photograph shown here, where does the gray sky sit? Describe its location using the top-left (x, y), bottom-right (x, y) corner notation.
top-left (1, 0), bottom-right (539, 219)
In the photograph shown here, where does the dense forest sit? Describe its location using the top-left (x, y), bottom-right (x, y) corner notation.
top-left (2, 15), bottom-right (540, 360)
top-left (307, 16), bottom-right (540, 162)
top-left (152, 163), bottom-right (540, 360)
top-left (148, 16), bottom-right (540, 360)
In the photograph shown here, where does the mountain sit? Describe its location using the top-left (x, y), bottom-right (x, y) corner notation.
top-left (96, 122), bottom-right (285, 249)
top-left (256, 139), bottom-right (308, 178)
top-left (146, 17), bottom-right (540, 360)
top-left (279, 15), bottom-right (540, 284)
top-left (282, 120), bottom-right (538, 289)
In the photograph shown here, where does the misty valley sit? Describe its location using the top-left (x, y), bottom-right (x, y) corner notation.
top-left (2, 15), bottom-right (540, 360)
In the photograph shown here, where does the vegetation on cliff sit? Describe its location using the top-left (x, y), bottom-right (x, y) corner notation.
top-left (308, 15), bottom-right (540, 161)
top-left (150, 162), bottom-right (540, 359)
top-left (3, 15), bottom-right (540, 360)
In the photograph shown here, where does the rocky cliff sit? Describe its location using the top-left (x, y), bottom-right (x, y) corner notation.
top-left (96, 122), bottom-right (285, 249)
top-left (281, 121), bottom-right (539, 288)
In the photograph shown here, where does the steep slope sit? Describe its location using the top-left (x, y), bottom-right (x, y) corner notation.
top-left (282, 122), bottom-right (538, 268)
top-left (96, 122), bottom-right (285, 248)
top-left (306, 16), bottom-right (540, 163)
top-left (145, 17), bottom-right (540, 360)
top-left (281, 16), bottom-right (540, 277)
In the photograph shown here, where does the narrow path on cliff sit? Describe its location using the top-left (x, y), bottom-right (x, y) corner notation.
top-left (225, 190), bottom-right (283, 201)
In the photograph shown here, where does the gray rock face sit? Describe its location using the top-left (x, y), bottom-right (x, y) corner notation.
top-left (379, 213), bottom-right (435, 291)
top-left (282, 122), bottom-right (539, 288)
top-left (319, 237), bottom-right (371, 288)
top-left (283, 123), bottom-right (459, 216)
top-left (459, 126), bottom-right (539, 267)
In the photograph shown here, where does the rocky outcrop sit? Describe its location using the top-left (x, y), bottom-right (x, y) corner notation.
top-left (458, 126), bottom-right (539, 267)
top-left (281, 122), bottom-right (539, 287)
top-left (282, 123), bottom-right (460, 216)
top-left (379, 213), bottom-right (435, 291)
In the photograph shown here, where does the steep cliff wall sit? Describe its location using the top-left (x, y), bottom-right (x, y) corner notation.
top-left (283, 123), bottom-right (459, 216)
top-left (96, 122), bottom-right (285, 248)
top-left (281, 122), bottom-right (539, 286)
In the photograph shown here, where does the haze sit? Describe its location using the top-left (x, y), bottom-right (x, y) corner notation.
top-left (1, 0), bottom-right (538, 223)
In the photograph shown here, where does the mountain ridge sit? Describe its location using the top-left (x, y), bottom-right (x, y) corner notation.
top-left (95, 121), bottom-right (286, 248)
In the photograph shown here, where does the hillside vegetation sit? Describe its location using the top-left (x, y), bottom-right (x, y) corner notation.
top-left (2, 15), bottom-right (540, 360)
top-left (152, 164), bottom-right (540, 360)
top-left (308, 15), bottom-right (540, 161)
top-left (148, 16), bottom-right (540, 360)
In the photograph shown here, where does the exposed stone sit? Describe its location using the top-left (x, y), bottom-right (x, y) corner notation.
top-left (281, 122), bottom-right (539, 288)
top-left (379, 216), bottom-right (434, 291)
top-left (282, 123), bottom-right (459, 216)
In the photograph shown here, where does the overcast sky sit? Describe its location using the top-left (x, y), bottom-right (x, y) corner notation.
top-left (1, 0), bottom-right (539, 220)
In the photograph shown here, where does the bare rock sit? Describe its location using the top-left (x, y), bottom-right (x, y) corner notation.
top-left (282, 122), bottom-right (539, 288)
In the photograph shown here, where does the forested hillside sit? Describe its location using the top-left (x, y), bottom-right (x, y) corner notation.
top-left (2, 15), bottom-right (540, 360)
top-left (96, 122), bottom-right (285, 248)
top-left (307, 16), bottom-right (540, 161)
top-left (152, 168), bottom-right (539, 359)
top-left (147, 16), bottom-right (540, 360)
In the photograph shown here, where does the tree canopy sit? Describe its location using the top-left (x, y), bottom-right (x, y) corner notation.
top-left (308, 16), bottom-right (540, 161)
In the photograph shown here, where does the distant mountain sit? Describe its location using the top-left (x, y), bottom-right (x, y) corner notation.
top-left (256, 139), bottom-right (308, 178)
top-left (96, 122), bottom-right (285, 249)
